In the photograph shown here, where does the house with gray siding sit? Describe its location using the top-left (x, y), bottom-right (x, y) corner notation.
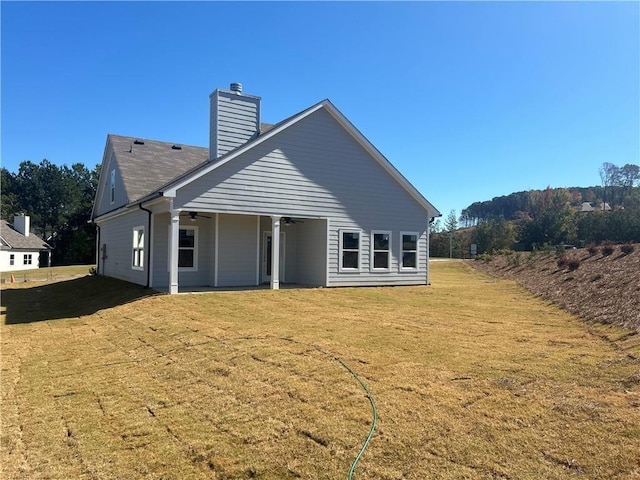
top-left (91, 83), bottom-right (441, 293)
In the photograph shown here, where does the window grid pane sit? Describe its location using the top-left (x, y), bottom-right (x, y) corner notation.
top-left (178, 249), bottom-right (194, 268)
top-left (374, 252), bottom-right (389, 269)
top-left (343, 232), bottom-right (359, 250)
top-left (373, 233), bottom-right (389, 250)
top-left (179, 229), bottom-right (195, 248)
top-left (341, 231), bottom-right (360, 269)
top-left (343, 251), bottom-right (359, 269)
top-left (402, 234), bottom-right (417, 250)
top-left (403, 252), bottom-right (417, 268)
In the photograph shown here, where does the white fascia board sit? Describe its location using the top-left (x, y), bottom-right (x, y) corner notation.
top-left (93, 205), bottom-right (134, 224)
top-left (163, 102), bottom-right (327, 197)
top-left (94, 194), bottom-right (168, 224)
top-left (322, 101), bottom-right (442, 219)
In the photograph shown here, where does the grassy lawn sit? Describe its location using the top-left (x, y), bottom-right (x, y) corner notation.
top-left (0, 265), bottom-right (94, 283)
top-left (1, 262), bottom-right (639, 479)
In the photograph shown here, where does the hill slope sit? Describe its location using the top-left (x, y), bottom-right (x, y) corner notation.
top-left (471, 244), bottom-right (640, 332)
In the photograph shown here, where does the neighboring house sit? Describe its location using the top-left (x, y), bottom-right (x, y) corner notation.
top-left (91, 83), bottom-right (441, 293)
top-left (579, 202), bottom-right (612, 213)
top-left (0, 215), bottom-right (51, 271)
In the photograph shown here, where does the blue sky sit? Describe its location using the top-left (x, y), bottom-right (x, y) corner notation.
top-left (2, 1), bottom-right (638, 218)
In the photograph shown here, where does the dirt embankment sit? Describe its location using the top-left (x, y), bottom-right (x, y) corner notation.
top-left (470, 244), bottom-right (640, 332)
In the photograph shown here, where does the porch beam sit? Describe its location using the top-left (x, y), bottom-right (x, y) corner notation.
top-left (270, 216), bottom-right (281, 290)
top-left (169, 210), bottom-right (180, 294)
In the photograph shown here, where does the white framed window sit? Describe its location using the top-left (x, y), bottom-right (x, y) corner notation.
top-left (23, 254), bottom-right (32, 265)
top-left (110, 169), bottom-right (116, 204)
top-left (132, 226), bottom-right (144, 270)
top-left (400, 232), bottom-right (419, 270)
top-left (9, 254), bottom-right (14, 266)
top-left (178, 226), bottom-right (198, 271)
top-left (371, 231), bottom-right (391, 271)
top-left (339, 229), bottom-right (361, 272)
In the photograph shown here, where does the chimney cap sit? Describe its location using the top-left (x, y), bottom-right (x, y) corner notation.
top-left (230, 82), bottom-right (242, 94)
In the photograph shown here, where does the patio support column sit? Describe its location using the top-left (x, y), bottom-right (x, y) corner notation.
top-left (270, 215), bottom-right (281, 290)
top-left (169, 210), bottom-right (180, 294)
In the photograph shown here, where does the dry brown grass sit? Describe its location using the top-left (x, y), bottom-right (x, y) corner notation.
top-left (2, 262), bottom-right (640, 479)
top-left (0, 265), bottom-right (94, 284)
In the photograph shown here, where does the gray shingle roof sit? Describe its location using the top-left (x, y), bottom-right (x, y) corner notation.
top-left (0, 220), bottom-right (51, 250)
top-left (111, 123), bottom-right (276, 204)
top-left (109, 135), bottom-right (209, 203)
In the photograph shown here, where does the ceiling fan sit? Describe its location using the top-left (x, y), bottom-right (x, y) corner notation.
top-left (283, 217), bottom-right (304, 225)
top-left (181, 211), bottom-right (212, 222)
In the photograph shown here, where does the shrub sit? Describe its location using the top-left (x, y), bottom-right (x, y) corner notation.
top-left (586, 243), bottom-right (600, 256)
top-left (620, 243), bottom-right (635, 255)
top-left (567, 259), bottom-right (581, 271)
top-left (556, 255), bottom-right (568, 269)
top-left (601, 241), bottom-right (615, 256)
top-left (477, 253), bottom-right (493, 262)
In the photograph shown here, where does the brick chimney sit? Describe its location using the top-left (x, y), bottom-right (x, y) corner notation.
top-left (14, 214), bottom-right (30, 237)
top-left (209, 83), bottom-right (261, 161)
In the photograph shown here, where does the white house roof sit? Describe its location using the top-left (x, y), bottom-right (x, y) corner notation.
top-left (0, 220), bottom-right (51, 251)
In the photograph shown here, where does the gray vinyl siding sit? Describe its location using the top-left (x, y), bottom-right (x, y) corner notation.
top-left (217, 214), bottom-right (258, 287)
top-left (151, 213), bottom-right (216, 288)
top-left (97, 210), bottom-right (148, 286)
top-left (295, 219), bottom-right (327, 286)
top-left (175, 107), bottom-right (429, 287)
top-left (210, 90), bottom-right (260, 159)
top-left (95, 150), bottom-right (129, 217)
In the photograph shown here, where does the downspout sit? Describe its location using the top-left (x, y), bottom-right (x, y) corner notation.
top-left (427, 216), bottom-right (435, 285)
top-left (95, 223), bottom-right (101, 275)
top-left (139, 203), bottom-right (153, 288)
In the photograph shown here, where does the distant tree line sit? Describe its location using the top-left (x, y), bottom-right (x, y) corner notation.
top-left (1, 160), bottom-right (100, 265)
top-left (431, 162), bottom-right (640, 257)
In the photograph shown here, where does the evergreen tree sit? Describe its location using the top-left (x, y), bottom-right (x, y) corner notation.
top-left (1, 159), bottom-right (99, 265)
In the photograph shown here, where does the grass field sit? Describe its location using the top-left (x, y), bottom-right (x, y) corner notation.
top-left (0, 265), bottom-right (94, 284)
top-left (2, 262), bottom-right (639, 479)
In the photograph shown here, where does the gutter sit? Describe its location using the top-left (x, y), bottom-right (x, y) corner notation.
top-left (427, 216), bottom-right (438, 286)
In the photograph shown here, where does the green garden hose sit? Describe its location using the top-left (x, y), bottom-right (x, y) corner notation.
top-left (222, 335), bottom-right (378, 478)
top-left (337, 357), bottom-right (377, 479)
top-left (312, 345), bottom-right (378, 479)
